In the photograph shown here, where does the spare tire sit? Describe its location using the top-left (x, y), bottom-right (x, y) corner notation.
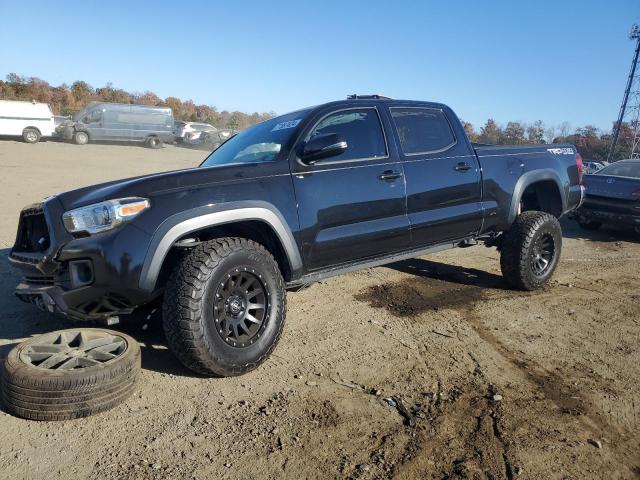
top-left (1, 329), bottom-right (140, 421)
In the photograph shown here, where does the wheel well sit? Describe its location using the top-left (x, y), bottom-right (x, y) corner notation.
top-left (156, 220), bottom-right (293, 289)
top-left (520, 181), bottom-right (563, 218)
top-left (23, 126), bottom-right (41, 134)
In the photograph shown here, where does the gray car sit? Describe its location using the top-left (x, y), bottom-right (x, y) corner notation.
top-left (57, 102), bottom-right (175, 148)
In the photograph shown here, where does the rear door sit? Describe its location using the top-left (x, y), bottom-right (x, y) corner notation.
top-left (291, 105), bottom-right (410, 271)
top-left (387, 105), bottom-right (483, 246)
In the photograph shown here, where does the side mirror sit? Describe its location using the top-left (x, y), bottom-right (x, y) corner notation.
top-left (301, 133), bottom-right (347, 164)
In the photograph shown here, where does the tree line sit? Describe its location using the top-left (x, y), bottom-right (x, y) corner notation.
top-left (0, 73), bottom-right (274, 131)
top-left (461, 118), bottom-right (636, 162)
top-left (0, 73), bottom-right (635, 160)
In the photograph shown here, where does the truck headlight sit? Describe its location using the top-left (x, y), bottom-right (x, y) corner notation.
top-left (62, 198), bottom-right (150, 235)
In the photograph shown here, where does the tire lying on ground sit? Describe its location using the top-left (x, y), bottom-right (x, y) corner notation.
top-left (1, 329), bottom-right (140, 421)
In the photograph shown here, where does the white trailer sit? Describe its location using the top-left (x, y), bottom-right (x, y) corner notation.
top-left (0, 100), bottom-right (55, 143)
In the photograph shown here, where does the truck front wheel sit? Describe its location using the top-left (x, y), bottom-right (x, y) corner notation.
top-left (74, 131), bottom-right (89, 145)
top-left (162, 238), bottom-right (286, 376)
top-left (500, 211), bottom-right (562, 291)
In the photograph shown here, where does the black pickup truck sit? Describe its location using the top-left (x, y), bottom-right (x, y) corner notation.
top-left (10, 96), bottom-right (584, 376)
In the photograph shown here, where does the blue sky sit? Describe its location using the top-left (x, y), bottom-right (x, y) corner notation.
top-left (1, 0), bottom-right (638, 131)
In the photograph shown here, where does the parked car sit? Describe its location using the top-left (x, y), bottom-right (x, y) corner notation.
top-left (0, 100), bottom-right (55, 143)
top-left (176, 122), bottom-right (217, 143)
top-left (186, 128), bottom-right (236, 149)
top-left (56, 102), bottom-right (175, 148)
top-left (10, 96), bottom-right (584, 377)
top-left (573, 159), bottom-right (640, 234)
top-left (582, 160), bottom-right (606, 174)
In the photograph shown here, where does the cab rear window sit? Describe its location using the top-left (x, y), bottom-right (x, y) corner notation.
top-left (390, 108), bottom-right (455, 155)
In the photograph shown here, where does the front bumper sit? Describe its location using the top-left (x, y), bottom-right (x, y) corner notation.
top-left (15, 282), bottom-right (73, 317)
top-left (9, 199), bottom-right (155, 321)
top-left (574, 207), bottom-right (640, 228)
top-left (56, 125), bottom-right (74, 140)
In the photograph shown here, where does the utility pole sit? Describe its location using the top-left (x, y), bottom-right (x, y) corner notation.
top-left (607, 24), bottom-right (640, 162)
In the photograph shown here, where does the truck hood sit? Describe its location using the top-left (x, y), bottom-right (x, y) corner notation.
top-left (54, 164), bottom-right (248, 211)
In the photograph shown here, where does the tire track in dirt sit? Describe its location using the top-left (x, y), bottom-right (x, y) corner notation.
top-left (354, 258), bottom-right (639, 477)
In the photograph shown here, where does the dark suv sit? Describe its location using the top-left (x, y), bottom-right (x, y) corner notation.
top-left (10, 96), bottom-right (584, 376)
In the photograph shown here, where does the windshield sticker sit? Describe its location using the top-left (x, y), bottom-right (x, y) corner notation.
top-left (271, 119), bottom-right (301, 131)
top-left (547, 147), bottom-right (574, 155)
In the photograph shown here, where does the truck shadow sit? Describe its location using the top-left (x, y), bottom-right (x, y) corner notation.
top-left (118, 319), bottom-right (205, 378)
top-left (561, 218), bottom-right (639, 243)
top-left (385, 257), bottom-right (508, 290)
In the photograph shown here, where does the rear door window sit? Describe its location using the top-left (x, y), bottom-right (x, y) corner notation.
top-left (308, 108), bottom-right (387, 162)
top-left (390, 107), bottom-right (456, 155)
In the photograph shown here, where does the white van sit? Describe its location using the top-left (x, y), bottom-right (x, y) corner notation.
top-left (0, 100), bottom-right (55, 143)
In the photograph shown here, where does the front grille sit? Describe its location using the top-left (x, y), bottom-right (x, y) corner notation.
top-left (14, 204), bottom-right (50, 253)
top-left (24, 275), bottom-right (55, 286)
top-left (9, 252), bottom-right (41, 264)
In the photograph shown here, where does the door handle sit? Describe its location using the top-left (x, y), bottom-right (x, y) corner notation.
top-left (378, 170), bottom-right (403, 181)
top-left (454, 162), bottom-right (472, 172)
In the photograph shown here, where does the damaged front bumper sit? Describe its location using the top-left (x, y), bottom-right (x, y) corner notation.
top-left (9, 199), bottom-right (154, 322)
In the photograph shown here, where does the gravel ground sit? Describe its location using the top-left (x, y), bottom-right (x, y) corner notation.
top-left (0, 140), bottom-right (638, 480)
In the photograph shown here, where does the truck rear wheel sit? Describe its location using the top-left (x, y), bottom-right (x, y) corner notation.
top-left (145, 136), bottom-right (163, 149)
top-left (22, 128), bottom-right (40, 143)
top-left (162, 238), bottom-right (286, 377)
top-left (73, 131), bottom-right (89, 145)
top-left (500, 211), bottom-right (562, 291)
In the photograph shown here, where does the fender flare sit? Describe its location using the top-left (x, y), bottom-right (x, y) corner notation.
top-left (138, 201), bottom-right (302, 292)
top-left (507, 169), bottom-right (567, 224)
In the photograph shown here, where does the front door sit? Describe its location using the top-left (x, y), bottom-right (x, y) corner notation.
top-left (291, 106), bottom-right (410, 271)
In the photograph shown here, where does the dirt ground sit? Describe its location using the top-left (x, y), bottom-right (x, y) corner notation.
top-left (0, 140), bottom-right (638, 480)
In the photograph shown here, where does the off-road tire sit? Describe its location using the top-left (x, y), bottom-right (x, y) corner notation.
top-left (500, 211), bottom-right (562, 291)
top-left (162, 238), bottom-right (286, 377)
top-left (577, 218), bottom-right (602, 230)
top-left (73, 131), bottom-right (89, 145)
top-left (145, 136), bottom-right (163, 149)
top-left (22, 128), bottom-right (40, 144)
top-left (1, 329), bottom-right (140, 421)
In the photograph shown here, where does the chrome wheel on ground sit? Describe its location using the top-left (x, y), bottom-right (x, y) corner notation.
top-left (1, 329), bottom-right (140, 421)
top-left (20, 330), bottom-right (128, 370)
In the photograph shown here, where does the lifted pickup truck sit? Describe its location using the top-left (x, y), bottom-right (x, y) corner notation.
top-left (10, 96), bottom-right (584, 376)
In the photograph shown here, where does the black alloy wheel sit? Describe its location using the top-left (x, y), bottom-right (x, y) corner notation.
top-left (530, 232), bottom-right (555, 277)
top-left (213, 268), bottom-right (269, 348)
top-left (500, 211), bottom-right (562, 290)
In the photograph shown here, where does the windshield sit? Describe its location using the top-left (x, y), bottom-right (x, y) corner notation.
top-left (597, 161), bottom-right (640, 179)
top-left (200, 109), bottom-right (311, 168)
